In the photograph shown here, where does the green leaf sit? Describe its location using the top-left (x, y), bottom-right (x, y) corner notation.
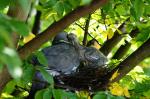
top-left (53, 2), bottom-right (64, 16)
top-left (36, 51), bottom-right (48, 66)
top-left (42, 0), bottom-right (57, 8)
top-left (17, 0), bottom-right (30, 11)
top-left (68, 0), bottom-right (80, 8)
top-left (0, 47), bottom-right (22, 79)
top-left (115, 5), bottom-right (126, 16)
top-left (102, 1), bottom-right (113, 13)
top-left (37, 66), bottom-right (54, 85)
top-left (0, 15), bottom-right (29, 37)
top-left (35, 89), bottom-right (45, 99)
top-left (144, 5), bottom-right (150, 15)
top-left (136, 28), bottom-right (150, 42)
top-left (52, 89), bottom-right (64, 99)
top-left (0, 0), bottom-right (10, 10)
top-left (0, 28), bottom-right (13, 47)
top-left (132, 0), bottom-right (144, 21)
top-left (80, 0), bottom-right (92, 5)
top-left (63, 91), bottom-right (78, 99)
top-left (22, 63), bottom-right (34, 84)
top-left (2, 80), bottom-right (16, 94)
top-left (63, 1), bottom-right (73, 13)
top-left (10, 20), bottom-right (29, 36)
top-left (43, 88), bottom-right (52, 99)
top-left (93, 92), bottom-right (107, 99)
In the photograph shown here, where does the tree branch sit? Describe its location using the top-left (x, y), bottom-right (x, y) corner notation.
top-left (32, 2), bottom-right (42, 35)
top-left (7, 1), bottom-right (31, 47)
top-left (18, 0), bottom-right (108, 60)
top-left (0, 0), bottom-right (31, 93)
top-left (112, 28), bottom-right (139, 59)
top-left (82, 14), bottom-right (91, 46)
top-left (100, 21), bottom-right (126, 56)
top-left (109, 38), bottom-right (150, 83)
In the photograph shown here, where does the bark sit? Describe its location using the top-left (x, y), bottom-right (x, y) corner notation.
top-left (18, 0), bottom-right (108, 60)
top-left (32, 10), bottom-right (41, 35)
top-left (109, 38), bottom-right (150, 83)
top-left (82, 14), bottom-right (91, 46)
top-left (32, 1), bottom-right (42, 35)
top-left (0, 0), bottom-right (31, 94)
top-left (7, 1), bottom-right (31, 47)
top-left (100, 22), bottom-right (125, 56)
top-left (112, 28), bottom-right (139, 59)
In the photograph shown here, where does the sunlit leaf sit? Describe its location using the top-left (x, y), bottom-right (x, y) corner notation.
top-left (123, 87), bottom-right (130, 98)
top-left (2, 80), bottom-right (16, 94)
top-left (109, 83), bottom-right (124, 96)
top-left (23, 33), bottom-right (35, 43)
top-left (107, 28), bottom-right (114, 39)
top-left (115, 5), bottom-right (126, 16)
top-left (110, 69), bottom-right (120, 81)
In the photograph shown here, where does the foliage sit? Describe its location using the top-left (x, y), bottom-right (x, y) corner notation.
top-left (0, 0), bottom-right (150, 99)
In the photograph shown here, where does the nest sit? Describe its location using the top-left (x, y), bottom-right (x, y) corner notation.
top-left (54, 65), bottom-right (110, 91)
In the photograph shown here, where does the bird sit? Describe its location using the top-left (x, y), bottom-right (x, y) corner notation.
top-left (52, 31), bottom-right (69, 45)
top-left (67, 33), bottom-right (107, 68)
top-left (32, 32), bottom-right (80, 75)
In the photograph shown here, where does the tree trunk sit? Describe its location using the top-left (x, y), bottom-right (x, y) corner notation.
top-left (0, 0), bottom-right (31, 94)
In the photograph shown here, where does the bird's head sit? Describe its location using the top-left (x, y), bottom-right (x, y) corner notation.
top-left (52, 32), bottom-right (69, 45)
top-left (67, 33), bottom-right (78, 46)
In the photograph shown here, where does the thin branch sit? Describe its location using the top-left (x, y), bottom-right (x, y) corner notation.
top-left (18, 0), bottom-right (108, 60)
top-left (75, 22), bottom-right (85, 30)
top-left (83, 14), bottom-right (91, 46)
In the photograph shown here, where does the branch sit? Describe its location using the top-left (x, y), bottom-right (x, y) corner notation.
top-left (18, 0), bottom-right (108, 60)
top-left (109, 38), bottom-right (150, 83)
top-left (82, 14), bottom-right (91, 46)
top-left (100, 20), bottom-right (127, 56)
top-left (0, 1), bottom-right (31, 93)
top-left (75, 22), bottom-right (85, 30)
top-left (7, 1), bottom-right (31, 47)
top-left (112, 28), bottom-right (139, 59)
top-left (32, 2), bottom-right (42, 35)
